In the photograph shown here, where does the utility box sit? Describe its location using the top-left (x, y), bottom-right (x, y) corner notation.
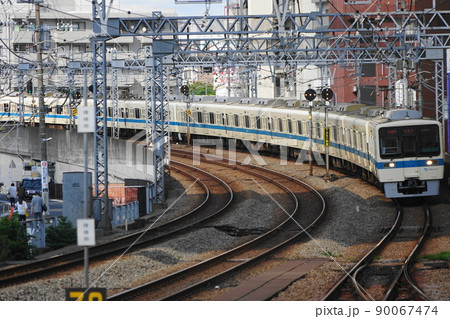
top-left (62, 172), bottom-right (92, 228)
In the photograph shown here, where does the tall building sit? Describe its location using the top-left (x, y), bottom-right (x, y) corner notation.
top-left (329, 0), bottom-right (450, 116)
top-left (0, 0), bottom-right (175, 97)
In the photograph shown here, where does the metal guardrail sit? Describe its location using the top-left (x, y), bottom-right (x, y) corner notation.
top-left (111, 201), bottom-right (139, 226)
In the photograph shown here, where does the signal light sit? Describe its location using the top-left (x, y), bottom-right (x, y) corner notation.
top-left (26, 80), bottom-right (33, 94)
top-left (304, 88), bottom-right (316, 102)
top-left (180, 85), bottom-right (189, 96)
top-left (71, 90), bottom-right (81, 100)
top-left (321, 88), bottom-right (334, 101)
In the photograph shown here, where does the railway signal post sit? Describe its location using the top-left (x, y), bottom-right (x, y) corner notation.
top-left (181, 85), bottom-right (191, 146)
top-left (322, 88), bottom-right (334, 180)
top-left (305, 88), bottom-right (317, 176)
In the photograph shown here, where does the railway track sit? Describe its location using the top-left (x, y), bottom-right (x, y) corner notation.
top-left (322, 200), bottom-right (432, 301)
top-left (0, 161), bottom-right (233, 288)
top-left (107, 149), bottom-right (326, 300)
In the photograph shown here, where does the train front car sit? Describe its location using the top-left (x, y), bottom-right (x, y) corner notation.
top-left (375, 110), bottom-right (444, 198)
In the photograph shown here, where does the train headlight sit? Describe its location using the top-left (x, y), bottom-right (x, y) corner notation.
top-left (383, 162), bottom-right (396, 168)
top-left (426, 160), bottom-right (437, 166)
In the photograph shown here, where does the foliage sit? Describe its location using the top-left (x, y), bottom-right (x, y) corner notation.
top-left (45, 216), bottom-right (77, 249)
top-left (419, 251), bottom-right (450, 261)
top-left (321, 251), bottom-right (342, 258)
top-left (189, 81), bottom-right (215, 96)
top-left (0, 214), bottom-right (35, 263)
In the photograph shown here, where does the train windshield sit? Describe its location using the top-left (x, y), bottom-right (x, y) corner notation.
top-left (379, 125), bottom-right (440, 159)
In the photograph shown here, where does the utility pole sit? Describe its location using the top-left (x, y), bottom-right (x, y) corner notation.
top-left (35, 2), bottom-right (49, 210)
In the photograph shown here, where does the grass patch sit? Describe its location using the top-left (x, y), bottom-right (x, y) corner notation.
top-left (322, 251), bottom-right (343, 258)
top-left (419, 251), bottom-right (450, 261)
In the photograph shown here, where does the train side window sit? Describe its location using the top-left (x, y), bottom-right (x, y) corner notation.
top-left (297, 120), bottom-right (302, 134)
top-left (256, 116), bottom-right (262, 129)
top-left (221, 113), bottom-right (228, 126)
top-left (287, 119), bottom-right (293, 133)
top-left (332, 127), bottom-right (338, 141)
top-left (56, 105), bottom-right (62, 115)
top-left (209, 112), bottom-right (215, 124)
top-left (125, 108), bottom-right (129, 119)
top-left (267, 117), bottom-right (273, 130)
top-left (244, 115), bottom-right (250, 128)
top-left (233, 114), bottom-right (239, 127)
top-left (358, 133), bottom-right (363, 150)
top-left (362, 134), bottom-right (366, 151)
top-left (134, 108), bottom-right (141, 119)
top-left (278, 118), bottom-right (283, 132)
top-left (196, 111), bottom-right (203, 123)
top-left (316, 124), bottom-right (321, 138)
top-left (3, 103), bottom-right (9, 112)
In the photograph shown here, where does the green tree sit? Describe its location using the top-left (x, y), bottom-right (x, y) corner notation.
top-left (46, 216), bottom-right (77, 249)
top-left (0, 214), bottom-right (35, 263)
top-left (189, 81), bottom-right (216, 96)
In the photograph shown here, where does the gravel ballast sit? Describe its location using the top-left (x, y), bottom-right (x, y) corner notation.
top-left (0, 146), bottom-right (448, 301)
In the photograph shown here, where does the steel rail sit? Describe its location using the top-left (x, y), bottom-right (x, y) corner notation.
top-left (108, 150), bottom-right (325, 300)
top-left (322, 200), bottom-right (403, 301)
top-left (383, 202), bottom-right (432, 301)
top-left (0, 161), bottom-right (233, 288)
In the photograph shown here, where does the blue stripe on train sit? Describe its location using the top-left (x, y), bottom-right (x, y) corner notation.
top-left (1, 114), bottom-right (443, 169)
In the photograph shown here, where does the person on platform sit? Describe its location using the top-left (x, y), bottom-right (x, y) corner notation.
top-left (16, 198), bottom-right (28, 222)
top-left (31, 192), bottom-right (44, 220)
top-left (9, 183), bottom-right (17, 207)
top-left (17, 182), bottom-right (25, 201)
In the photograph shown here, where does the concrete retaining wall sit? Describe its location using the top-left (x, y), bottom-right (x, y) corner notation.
top-left (0, 126), bottom-right (154, 184)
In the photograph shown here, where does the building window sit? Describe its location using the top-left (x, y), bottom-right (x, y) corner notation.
top-left (361, 63), bottom-right (376, 77)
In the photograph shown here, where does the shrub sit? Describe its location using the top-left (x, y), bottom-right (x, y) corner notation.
top-left (46, 216), bottom-right (77, 249)
top-left (0, 214), bottom-right (35, 263)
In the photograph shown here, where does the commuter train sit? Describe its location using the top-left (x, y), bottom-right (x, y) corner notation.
top-left (0, 95), bottom-right (444, 198)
